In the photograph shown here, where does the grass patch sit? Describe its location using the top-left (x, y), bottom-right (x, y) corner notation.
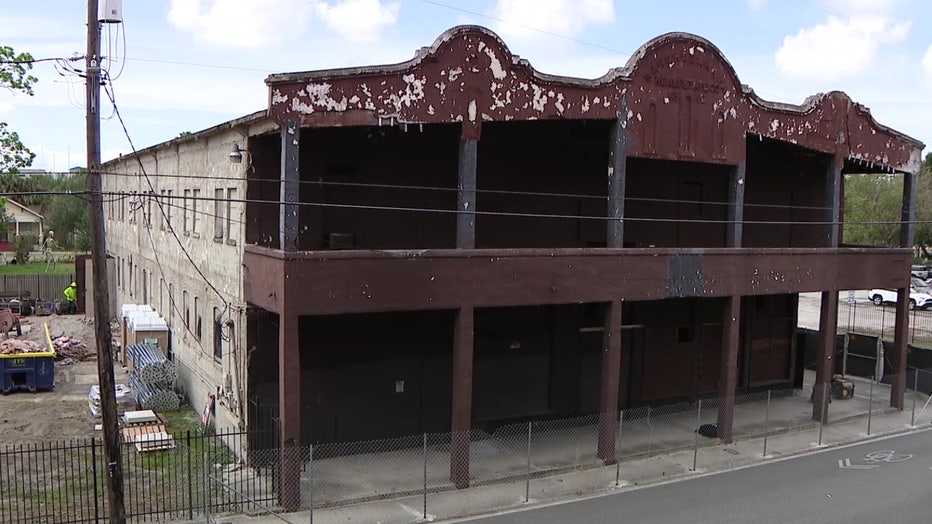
top-left (0, 262), bottom-right (73, 275)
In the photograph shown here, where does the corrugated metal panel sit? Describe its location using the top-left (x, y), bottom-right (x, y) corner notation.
top-left (0, 274), bottom-right (74, 301)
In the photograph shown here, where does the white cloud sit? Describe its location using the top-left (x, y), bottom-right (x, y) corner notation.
top-left (490, 0), bottom-right (614, 44)
top-left (747, 0), bottom-right (767, 11)
top-left (774, 15), bottom-right (910, 80)
top-left (312, 0), bottom-right (400, 43)
top-left (167, 0), bottom-right (312, 48)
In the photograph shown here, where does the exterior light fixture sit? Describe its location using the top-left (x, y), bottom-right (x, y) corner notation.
top-left (228, 143), bottom-right (243, 163)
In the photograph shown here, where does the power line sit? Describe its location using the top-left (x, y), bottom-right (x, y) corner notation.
top-left (0, 55), bottom-right (85, 65)
top-left (101, 74), bottom-right (231, 318)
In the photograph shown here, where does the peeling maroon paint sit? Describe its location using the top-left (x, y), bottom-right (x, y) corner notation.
top-left (266, 26), bottom-right (923, 172)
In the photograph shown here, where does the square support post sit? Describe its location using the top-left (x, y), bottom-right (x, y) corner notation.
top-left (727, 163), bottom-right (746, 247)
top-left (813, 290), bottom-right (838, 423)
top-left (716, 296), bottom-right (741, 443)
top-left (900, 171), bottom-right (917, 248)
top-left (606, 114), bottom-right (628, 248)
top-left (597, 300), bottom-right (623, 464)
top-left (457, 124), bottom-right (478, 250)
top-left (825, 157), bottom-right (842, 247)
top-left (451, 306), bottom-right (475, 488)
top-left (280, 119), bottom-right (300, 251)
top-left (891, 288), bottom-right (909, 409)
top-left (278, 311), bottom-right (302, 510)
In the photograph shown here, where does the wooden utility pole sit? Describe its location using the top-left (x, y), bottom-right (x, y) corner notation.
top-left (86, 1), bottom-right (126, 521)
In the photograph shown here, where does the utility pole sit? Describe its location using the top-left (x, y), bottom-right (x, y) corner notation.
top-left (86, 1), bottom-right (126, 521)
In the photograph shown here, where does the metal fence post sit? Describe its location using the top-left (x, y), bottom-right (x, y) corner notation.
top-left (867, 377), bottom-right (874, 436)
top-left (187, 431), bottom-right (194, 520)
top-left (912, 369), bottom-right (919, 427)
top-left (92, 438), bottom-right (100, 523)
top-left (525, 422), bottom-right (531, 503)
top-left (422, 433), bottom-right (428, 520)
top-left (615, 410), bottom-right (623, 487)
top-left (647, 406), bottom-right (653, 457)
top-left (762, 390), bottom-right (771, 458)
top-left (203, 451), bottom-right (210, 523)
top-left (692, 399), bottom-right (701, 471)
top-left (309, 444), bottom-right (314, 524)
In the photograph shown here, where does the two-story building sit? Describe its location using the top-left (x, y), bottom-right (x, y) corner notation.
top-left (103, 26), bottom-right (923, 505)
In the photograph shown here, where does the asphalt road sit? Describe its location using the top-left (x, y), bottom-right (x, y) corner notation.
top-left (466, 429), bottom-right (932, 524)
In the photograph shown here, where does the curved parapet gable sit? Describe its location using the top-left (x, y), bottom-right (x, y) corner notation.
top-left (266, 25), bottom-right (923, 171)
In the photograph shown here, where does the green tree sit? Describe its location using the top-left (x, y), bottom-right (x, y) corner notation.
top-left (915, 153), bottom-right (932, 258)
top-left (43, 173), bottom-right (89, 250)
top-left (843, 174), bottom-right (901, 247)
top-left (0, 46), bottom-right (37, 173)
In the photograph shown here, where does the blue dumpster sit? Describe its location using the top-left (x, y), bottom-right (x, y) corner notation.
top-left (0, 351), bottom-right (55, 394)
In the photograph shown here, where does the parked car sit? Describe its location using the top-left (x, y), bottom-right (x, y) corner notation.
top-left (911, 265), bottom-right (930, 279)
top-left (869, 278), bottom-right (932, 310)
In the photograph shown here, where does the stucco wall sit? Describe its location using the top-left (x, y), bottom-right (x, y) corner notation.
top-left (101, 117), bottom-right (275, 431)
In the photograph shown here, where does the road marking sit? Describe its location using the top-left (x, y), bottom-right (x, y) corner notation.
top-left (862, 450), bottom-right (913, 464)
top-left (838, 458), bottom-right (877, 470)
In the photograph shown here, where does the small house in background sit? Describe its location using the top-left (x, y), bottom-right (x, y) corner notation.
top-left (0, 198), bottom-right (44, 252)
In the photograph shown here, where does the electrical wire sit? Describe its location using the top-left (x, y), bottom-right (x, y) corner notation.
top-left (100, 74), bottom-right (233, 330)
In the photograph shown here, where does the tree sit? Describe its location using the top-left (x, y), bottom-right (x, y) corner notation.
top-left (843, 174), bottom-right (901, 247)
top-left (915, 153), bottom-right (932, 259)
top-left (0, 46), bottom-right (38, 174)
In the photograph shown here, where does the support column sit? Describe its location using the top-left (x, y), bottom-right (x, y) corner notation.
top-left (716, 296), bottom-right (741, 443)
top-left (451, 306), bottom-right (475, 488)
top-left (900, 171), bottom-right (917, 248)
top-left (812, 290), bottom-right (838, 423)
top-left (278, 311), bottom-right (301, 509)
top-left (597, 300), bottom-right (623, 463)
top-left (825, 157), bottom-right (842, 247)
top-left (280, 119), bottom-right (300, 251)
top-left (891, 170), bottom-right (917, 409)
top-left (891, 288), bottom-right (909, 409)
top-left (727, 164), bottom-right (746, 247)
top-left (607, 115), bottom-right (628, 248)
top-left (457, 125), bottom-right (478, 249)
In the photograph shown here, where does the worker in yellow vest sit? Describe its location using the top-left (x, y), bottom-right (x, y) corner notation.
top-left (62, 282), bottom-right (77, 314)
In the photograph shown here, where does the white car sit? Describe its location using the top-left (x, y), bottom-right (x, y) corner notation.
top-left (869, 278), bottom-right (932, 310)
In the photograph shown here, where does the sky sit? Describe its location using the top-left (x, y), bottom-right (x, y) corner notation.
top-left (2, 0), bottom-right (931, 171)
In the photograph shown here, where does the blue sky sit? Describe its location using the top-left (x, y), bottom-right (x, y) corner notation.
top-left (3, 0), bottom-right (931, 171)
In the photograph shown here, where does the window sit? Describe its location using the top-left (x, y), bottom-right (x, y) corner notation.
top-left (165, 190), bottom-right (173, 229)
top-left (213, 307), bottom-right (223, 360)
top-left (129, 191), bottom-right (137, 224)
top-left (183, 189), bottom-right (191, 234)
top-left (214, 188), bottom-right (224, 241)
top-left (145, 192), bottom-right (153, 228)
top-left (191, 189), bottom-right (201, 237)
top-left (194, 296), bottom-right (202, 340)
top-left (225, 188), bottom-right (237, 245)
top-left (183, 290), bottom-right (189, 328)
top-left (168, 283), bottom-right (174, 326)
top-left (142, 269), bottom-right (148, 304)
top-left (159, 190), bottom-right (167, 230)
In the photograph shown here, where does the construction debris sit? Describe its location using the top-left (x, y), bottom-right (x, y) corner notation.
top-left (0, 338), bottom-right (46, 355)
top-left (51, 335), bottom-right (94, 361)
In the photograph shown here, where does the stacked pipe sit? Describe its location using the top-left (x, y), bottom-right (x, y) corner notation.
top-left (129, 372), bottom-right (180, 412)
top-left (126, 343), bottom-right (178, 384)
top-left (126, 342), bottom-right (179, 412)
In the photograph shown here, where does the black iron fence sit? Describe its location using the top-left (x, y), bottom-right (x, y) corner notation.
top-left (0, 429), bottom-right (277, 523)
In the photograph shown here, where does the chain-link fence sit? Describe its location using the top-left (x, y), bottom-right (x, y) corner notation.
top-left (838, 298), bottom-right (932, 346)
top-left (2, 376), bottom-right (931, 523)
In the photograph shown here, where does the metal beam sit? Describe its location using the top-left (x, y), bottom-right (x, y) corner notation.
top-left (451, 306), bottom-right (475, 488)
top-left (901, 171), bottom-right (917, 248)
top-left (597, 300), bottom-right (623, 463)
top-left (727, 163), bottom-right (746, 247)
top-left (825, 158), bottom-right (842, 247)
top-left (607, 114), bottom-right (628, 248)
top-left (457, 135), bottom-right (478, 249)
top-left (280, 120), bottom-right (300, 251)
top-left (717, 295), bottom-right (741, 443)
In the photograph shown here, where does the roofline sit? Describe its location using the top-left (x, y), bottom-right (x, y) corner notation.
top-left (3, 198), bottom-right (44, 220)
top-left (101, 109), bottom-right (271, 167)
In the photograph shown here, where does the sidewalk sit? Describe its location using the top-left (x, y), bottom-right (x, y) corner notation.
top-left (184, 372), bottom-right (932, 524)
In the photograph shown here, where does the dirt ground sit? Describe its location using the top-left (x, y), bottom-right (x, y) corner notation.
top-left (0, 313), bottom-right (130, 445)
